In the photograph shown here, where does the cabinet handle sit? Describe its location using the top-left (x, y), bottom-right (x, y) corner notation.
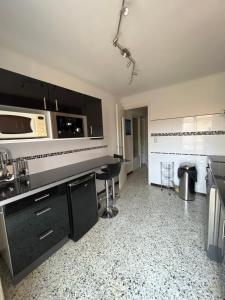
top-left (90, 125), bottom-right (93, 136)
top-left (43, 97), bottom-right (47, 110)
top-left (34, 193), bottom-right (50, 202)
top-left (68, 174), bottom-right (94, 188)
top-left (55, 99), bottom-right (59, 111)
top-left (39, 229), bottom-right (54, 240)
top-left (36, 207), bottom-right (52, 216)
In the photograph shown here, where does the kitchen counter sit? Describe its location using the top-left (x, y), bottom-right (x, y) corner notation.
top-left (0, 155), bottom-right (119, 206)
top-left (208, 155), bottom-right (225, 208)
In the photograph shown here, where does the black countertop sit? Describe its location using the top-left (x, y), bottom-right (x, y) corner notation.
top-left (0, 155), bottom-right (119, 206)
top-left (208, 156), bottom-right (225, 208)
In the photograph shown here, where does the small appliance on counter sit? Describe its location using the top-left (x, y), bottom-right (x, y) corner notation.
top-left (0, 149), bottom-right (14, 184)
top-left (51, 112), bottom-right (87, 139)
top-left (14, 158), bottom-right (29, 179)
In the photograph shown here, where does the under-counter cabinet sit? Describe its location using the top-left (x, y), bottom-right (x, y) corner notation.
top-left (218, 204), bottom-right (225, 261)
top-left (0, 68), bottom-right (49, 111)
top-left (0, 184), bottom-right (70, 283)
top-left (67, 173), bottom-right (98, 241)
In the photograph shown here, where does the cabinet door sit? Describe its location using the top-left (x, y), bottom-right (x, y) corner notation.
top-left (68, 173), bottom-right (98, 241)
top-left (85, 96), bottom-right (103, 137)
top-left (4, 185), bottom-right (70, 276)
top-left (0, 68), bottom-right (49, 110)
top-left (218, 204), bottom-right (225, 261)
top-left (49, 85), bottom-right (85, 114)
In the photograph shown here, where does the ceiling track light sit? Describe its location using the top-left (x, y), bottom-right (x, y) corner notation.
top-left (113, 0), bottom-right (138, 84)
top-left (121, 6), bottom-right (129, 16)
top-left (121, 48), bottom-right (131, 58)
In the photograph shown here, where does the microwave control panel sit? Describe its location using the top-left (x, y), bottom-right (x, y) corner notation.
top-left (35, 115), bottom-right (47, 137)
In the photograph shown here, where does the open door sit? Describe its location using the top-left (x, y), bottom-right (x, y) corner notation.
top-left (116, 103), bottom-right (127, 190)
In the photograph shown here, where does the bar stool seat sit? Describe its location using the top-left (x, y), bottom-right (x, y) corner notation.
top-left (96, 161), bottom-right (121, 219)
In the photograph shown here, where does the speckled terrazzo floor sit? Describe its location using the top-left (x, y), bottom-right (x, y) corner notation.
top-left (0, 167), bottom-right (225, 300)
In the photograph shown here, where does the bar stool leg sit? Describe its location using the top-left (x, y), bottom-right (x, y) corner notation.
top-left (100, 180), bottom-right (118, 219)
top-left (112, 178), bottom-right (115, 202)
top-left (106, 180), bottom-right (110, 210)
top-left (111, 178), bottom-right (119, 215)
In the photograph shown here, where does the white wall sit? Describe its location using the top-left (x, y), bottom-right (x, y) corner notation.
top-left (121, 72), bottom-right (225, 117)
top-left (0, 46), bottom-right (118, 182)
top-left (121, 72), bottom-right (225, 194)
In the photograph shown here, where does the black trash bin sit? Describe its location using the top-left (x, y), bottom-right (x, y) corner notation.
top-left (178, 164), bottom-right (197, 200)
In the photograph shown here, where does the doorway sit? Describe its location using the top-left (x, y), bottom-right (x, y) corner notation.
top-left (124, 107), bottom-right (148, 175)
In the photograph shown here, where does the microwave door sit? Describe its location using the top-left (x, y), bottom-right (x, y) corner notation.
top-left (0, 115), bottom-right (33, 138)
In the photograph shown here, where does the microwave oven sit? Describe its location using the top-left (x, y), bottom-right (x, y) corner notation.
top-left (0, 110), bottom-right (47, 139)
top-left (51, 112), bottom-right (87, 139)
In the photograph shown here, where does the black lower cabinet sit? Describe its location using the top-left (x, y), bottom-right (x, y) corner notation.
top-left (67, 173), bottom-right (98, 241)
top-left (4, 184), bottom-right (70, 279)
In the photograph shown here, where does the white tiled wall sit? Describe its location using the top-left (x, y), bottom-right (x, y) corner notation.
top-left (149, 113), bottom-right (225, 193)
top-left (151, 114), bottom-right (225, 133)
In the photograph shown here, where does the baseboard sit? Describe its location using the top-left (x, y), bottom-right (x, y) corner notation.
top-left (151, 183), bottom-right (174, 189)
top-left (151, 183), bottom-right (206, 196)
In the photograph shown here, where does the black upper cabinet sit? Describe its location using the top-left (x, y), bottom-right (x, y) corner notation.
top-left (0, 68), bottom-right (104, 137)
top-left (0, 68), bottom-right (49, 110)
top-left (85, 96), bottom-right (103, 137)
top-left (49, 85), bottom-right (85, 115)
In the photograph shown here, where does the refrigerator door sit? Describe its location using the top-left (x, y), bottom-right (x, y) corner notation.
top-left (68, 173), bottom-right (98, 241)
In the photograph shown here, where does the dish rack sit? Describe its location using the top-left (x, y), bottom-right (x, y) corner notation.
top-left (160, 162), bottom-right (174, 194)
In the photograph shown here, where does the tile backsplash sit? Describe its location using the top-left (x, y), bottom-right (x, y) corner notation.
top-left (149, 113), bottom-right (225, 193)
top-left (4, 138), bottom-right (110, 175)
top-left (150, 113), bottom-right (225, 134)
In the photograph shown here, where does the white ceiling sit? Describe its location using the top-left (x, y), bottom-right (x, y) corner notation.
top-left (0, 0), bottom-right (225, 97)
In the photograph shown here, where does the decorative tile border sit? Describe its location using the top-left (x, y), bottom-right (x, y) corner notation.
top-left (150, 152), bottom-right (206, 157)
top-left (151, 130), bottom-right (225, 137)
top-left (13, 145), bottom-right (108, 162)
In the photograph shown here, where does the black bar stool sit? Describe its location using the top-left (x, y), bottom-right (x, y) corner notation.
top-left (96, 161), bottom-right (121, 218)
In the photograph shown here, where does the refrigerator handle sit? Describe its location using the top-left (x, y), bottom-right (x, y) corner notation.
top-left (68, 174), bottom-right (95, 188)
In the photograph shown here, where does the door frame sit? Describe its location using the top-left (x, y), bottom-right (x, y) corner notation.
top-left (116, 103), bottom-right (127, 190)
top-left (119, 103), bottom-right (150, 185)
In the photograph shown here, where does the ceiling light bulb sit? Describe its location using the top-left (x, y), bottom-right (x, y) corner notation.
top-left (121, 48), bottom-right (131, 58)
top-left (121, 7), bottom-right (129, 16)
top-left (122, 51), bottom-right (127, 58)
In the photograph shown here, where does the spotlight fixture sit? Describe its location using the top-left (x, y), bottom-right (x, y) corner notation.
top-left (113, 0), bottom-right (138, 84)
top-left (121, 6), bottom-right (129, 16)
top-left (121, 48), bottom-right (131, 58)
